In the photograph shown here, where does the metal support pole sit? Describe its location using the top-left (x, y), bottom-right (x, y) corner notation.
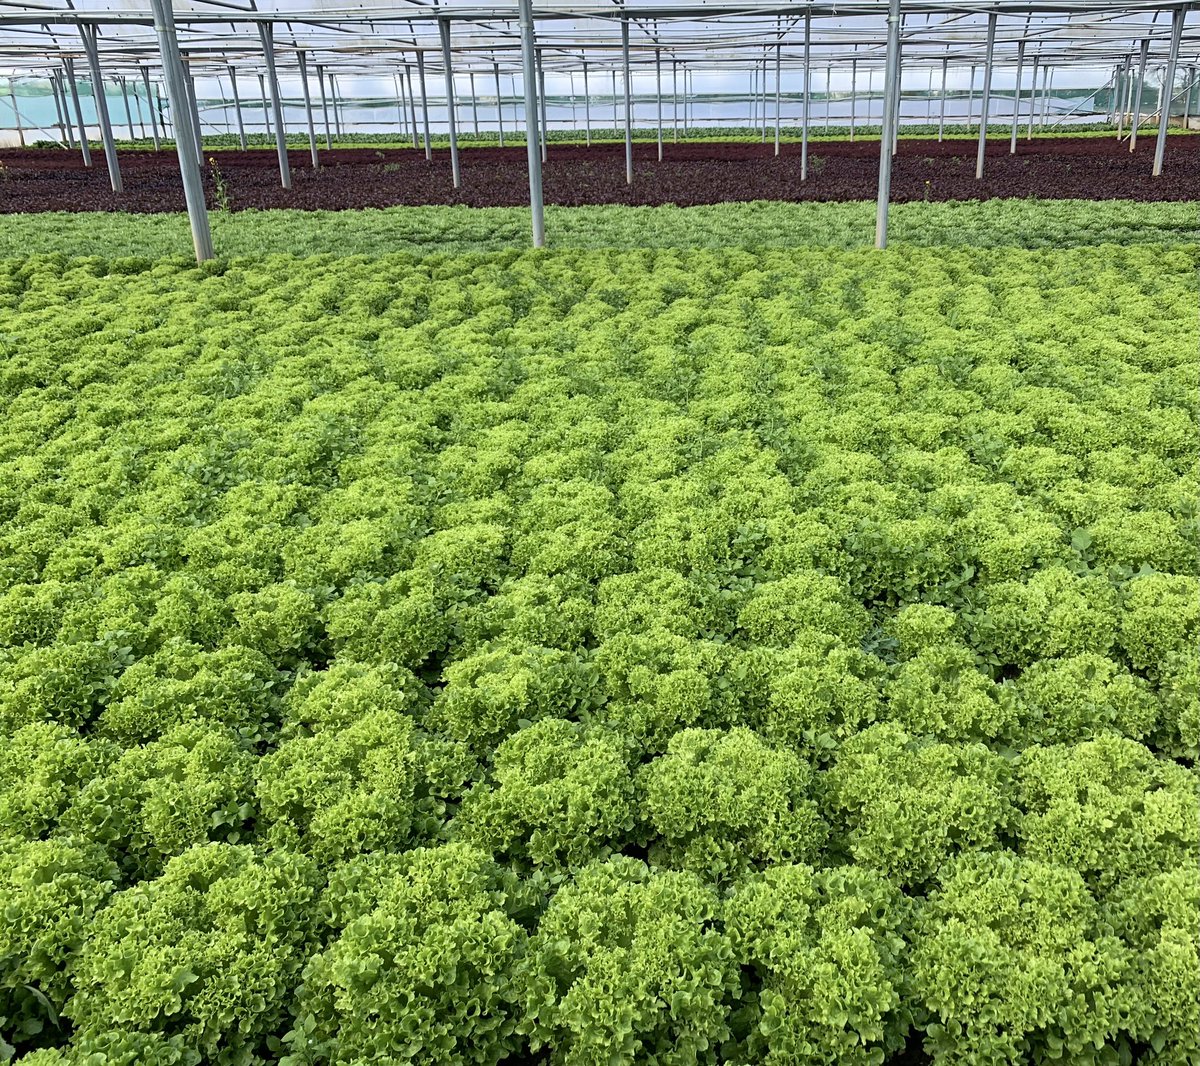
top-left (801, 10), bottom-right (811, 179)
top-left (612, 69), bottom-right (619, 133)
top-left (583, 60), bottom-right (591, 145)
top-left (142, 69), bottom-right (160, 148)
top-left (1184, 65), bottom-right (1195, 129)
top-left (184, 65), bottom-right (203, 157)
top-left (622, 18), bottom-right (633, 184)
top-left (63, 57), bottom-right (92, 166)
top-left (892, 21), bottom-right (902, 155)
top-left (850, 57), bottom-right (856, 141)
top-left (875, 0), bottom-right (901, 250)
top-left (494, 62), bottom-right (504, 147)
top-left (1010, 39), bottom-right (1025, 153)
top-left (395, 72), bottom-right (408, 140)
top-left (53, 70), bottom-right (74, 148)
top-left (938, 54), bottom-right (948, 141)
top-left (1027, 55), bottom-right (1038, 138)
top-left (417, 51), bottom-right (431, 160)
top-left (517, 0), bottom-right (544, 246)
top-left (1041, 65), bottom-right (1052, 129)
top-left (774, 41), bottom-right (781, 155)
top-left (440, 19), bottom-right (461, 187)
top-left (79, 26), bottom-right (122, 192)
top-left (120, 77), bottom-right (136, 140)
top-left (316, 65), bottom-right (333, 149)
top-left (672, 59), bottom-right (678, 142)
top-left (975, 12), bottom-right (996, 179)
top-left (47, 70), bottom-right (66, 146)
top-left (470, 72), bottom-right (479, 136)
top-left (656, 47), bottom-right (663, 161)
top-left (258, 72), bottom-right (270, 137)
top-left (298, 51), bottom-right (318, 168)
top-left (1152, 6), bottom-right (1184, 176)
top-left (1130, 38), bottom-right (1149, 150)
top-left (226, 66), bottom-right (246, 149)
top-left (330, 74), bottom-right (343, 137)
top-left (536, 46), bottom-right (548, 162)
top-left (405, 65), bottom-right (419, 149)
top-left (967, 64), bottom-right (975, 131)
top-left (257, 22), bottom-right (291, 188)
top-left (147, 0), bottom-right (212, 261)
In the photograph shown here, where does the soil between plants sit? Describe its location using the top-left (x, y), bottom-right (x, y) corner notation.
top-left (1, 136), bottom-right (1196, 214)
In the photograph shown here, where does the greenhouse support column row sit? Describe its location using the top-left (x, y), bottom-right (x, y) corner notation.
top-left (1152, 5), bottom-right (1184, 177)
top-left (228, 66), bottom-right (247, 149)
top-left (975, 11), bottom-right (996, 179)
top-left (417, 51), bottom-right (431, 160)
top-left (142, 67), bottom-right (161, 149)
top-left (583, 60), bottom-right (591, 146)
top-left (148, 0), bottom-right (212, 262)
top-left (440, 19), bottom-right (461, 188)
top-left (52, 70), bottom-right (74, 148)
top-left (874, 0), bottom-right (901, 250)
top-left (257, 23), bottom-right (291, 189)
top-left (63, 58), bottom-right (92, 167)
top-left (1040, 66), bottom-right (1052, 129)
top-left (78, 25), bottom-right (121, 192)
top-left (938, 54), bottom-right (948, 141)
top-left (394, 72), bottom-right (409, 141)
top-left (516, 0), bottom-right (544, 246)
top-left (622, 18), bottom-right (633, 185)
top-left (493, 63), bottom-right (504, 147)
top-left (1010, 39), bottom-right (1025, 154)
top-left (298, 52), bottom-right (318, 169)
top-left (801, 10), bottom-right (810, 180)
top-left (1130, 38), bottom-right (1149, 151)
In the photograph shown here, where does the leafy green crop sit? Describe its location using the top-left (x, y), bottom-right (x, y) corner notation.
top-left (0, 237), bottom-right (1196, 1063)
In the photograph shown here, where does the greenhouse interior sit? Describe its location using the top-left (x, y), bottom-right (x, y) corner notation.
top-left (0, 1), bottom-right (1197, 1065)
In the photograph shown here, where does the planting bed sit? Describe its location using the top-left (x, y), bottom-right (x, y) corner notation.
top-left (1, 134), bottom-right (1197, 212)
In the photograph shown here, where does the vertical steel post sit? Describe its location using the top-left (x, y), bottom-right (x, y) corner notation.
top-left (938, 54), bottom-right (948, 140)
top-left (63, 57), bottom-right (92, 166)
top-left (494, 62), bottom-right (504, 147)
top-left (1130, 38), bottom-right (1149, 150)
top-left (120, 77), bottom-right (135, 140)
top-left (79, 26), bottom-right (122, 192)
top-left (226, 67), bottom-right (245, 149)
top-left (47, 69), bottom-right (66, 146)
top-left (536, 46), bottom-right (548, 162)
top-left (892, 19), bottom-right (902, 155)
top-left (417, 51), bottom-right (432, 159)
top-left (517, 0), bottom-right (544, 246)
top-left (316, 65), bottom-right (333, 149)
top-left (258, 72), bottom-right (270, 137)
top-left (1027, 55), bottom-right (1037, 138)
top-left (1040, 64), bottom-right (1052, 129)
top-left (471, 72), bottom-right (479, 136)
top-left (622, 18), bottom-right (633, 184)
top-left (405, 65), bottom-right (419, 149)
top-left (1184, 65), bottom-right (1195, 129)
top-left (53, 70), bottom-right (75, 147)
top-left (298, 51), bottom-right (318, 168)
top-left (801, 9), bottom-right (810, 179)
top-left (1152, 6), bottom-right (1184, 176)
top-left (761, 56), bottom-right (768, 141)
top-left (612, 69), bottom-right (619, 134)
top-left (967, 64), bottom-right (975, 131)
top-left (672, 59), bottom-right (678, 142)
top-left (257, 22), bottom-right (291, 188)
top-left (875, 0), bottom-right (901, 249)
top-left (440, 19), bottom-right (461, 187)
top-left (774, 42), bottom-right (781, 154)
top-left (583, 60), bottom-right (591, 145)
top-left (850, 56), bottom-right (856, 141)
top-left (147, 0), bottom-right (212, 261)
top-left (1010, 39), bottom-right (1025, 153)
top-left (750, 59), bottom-right (757, 130)
top-left (395, 71), bottom-right (408, 140)
top-left (975, 12), bottom-right (996, 178)
top-left (330, 74), bottom-right (343, 137)
top-left (184, 65), bottom-right (203, 157)
top-left (656, 47), bottom-right (663, 160)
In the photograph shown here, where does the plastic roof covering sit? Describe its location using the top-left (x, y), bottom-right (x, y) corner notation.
top-left (0, 1), bottom-right (1196, 79)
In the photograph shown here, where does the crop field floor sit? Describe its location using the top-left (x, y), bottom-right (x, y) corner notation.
top-left (0, 203), bottom-right (1197, 1065)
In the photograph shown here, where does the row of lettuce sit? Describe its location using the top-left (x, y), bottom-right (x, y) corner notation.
top-left (1, 245), bottom-right (1197, 1064)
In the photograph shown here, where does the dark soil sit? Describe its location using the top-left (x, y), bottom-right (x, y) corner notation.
top-left (1, 136), bottom-right (1197, 213)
